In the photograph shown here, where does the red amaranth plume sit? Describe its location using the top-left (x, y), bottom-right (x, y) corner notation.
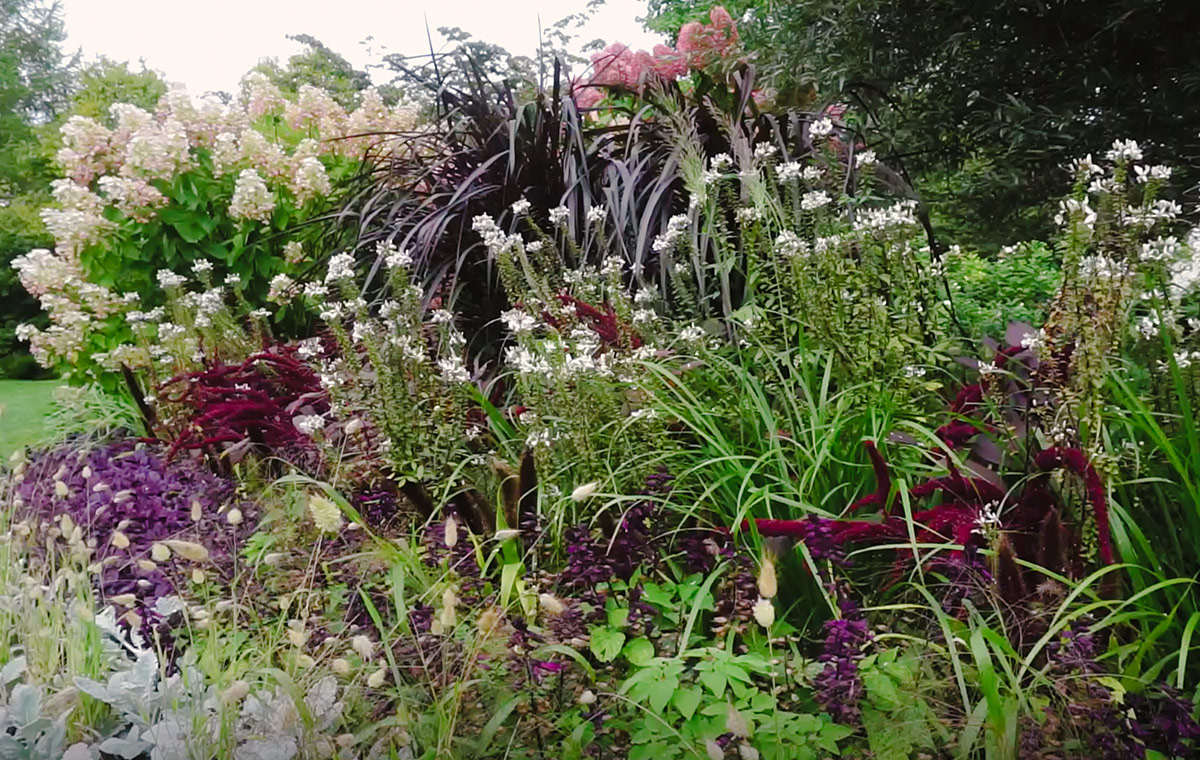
top-left (909, 473), bottom-right (1005, 507)
top-left (1033, 446), bottom-right (1113, 564)
top-left (935, 420), bottom-right (984, 449)
top-left (552, 294), bottom-right (643, 348)
top-left (161, 347), bottom-right (327, 464)
top-left (847, 440), bottom-right (893, 513)
top-left (950, 384), bottom-right (984, 414)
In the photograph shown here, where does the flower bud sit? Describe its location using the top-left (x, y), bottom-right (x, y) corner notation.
top-left (756, 554), bottom-right (777, 599)
top-left (221, 680), bottom-right (250, 705)
top-left (367, 667), bottom-right (387, 688)
top-left (351, 635), bottom-right (375, 661)
top-left (163, 539), bottom-right (209, 562)
top-left (571, 482), bottom-right (599, 502)
top-left (539, 593), bottom-right (566, 615)
top-left (705, 739), bottom-right (724, 760)
top-left (443, 517), bottom-right (458, 548)
top-left (726, 702), bottom-right (749, 738)
top-left (578, 689), bottom-right (597, 706)
top-left (752, 597), bottom-right (774, 628)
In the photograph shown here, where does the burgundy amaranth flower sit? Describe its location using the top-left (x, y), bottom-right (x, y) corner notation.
top-left (548, 294), bottom-right (643, 348)
top-left (161, 345), bottom-right (328, 467)
top-left (1033, 446), bottom-right (1113, 564)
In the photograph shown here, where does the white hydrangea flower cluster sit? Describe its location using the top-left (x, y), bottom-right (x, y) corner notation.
top-left (228, 169), bottom-right (276, 222)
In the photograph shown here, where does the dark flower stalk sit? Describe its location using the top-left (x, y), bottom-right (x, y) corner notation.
top-left (812, 597), bottom-right (870, 725)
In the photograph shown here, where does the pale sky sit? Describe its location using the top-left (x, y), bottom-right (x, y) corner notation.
top-left (59, 0), bottom-right (665, 96)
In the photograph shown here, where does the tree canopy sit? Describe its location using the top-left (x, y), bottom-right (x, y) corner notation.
top-left (648, 0), bottom-right (1200, 246)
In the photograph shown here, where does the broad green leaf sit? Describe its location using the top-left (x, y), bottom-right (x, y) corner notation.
top-left (862, 669), bottom-right (901, 709)
top-left (645, 675), bottom-right (678, 713)
top-left (696, 664), bottom-right (726, 697)
top-left (673, 686), bottom-right (703, 720)
top-left (589, 626), bottom-right (626, 663)
top-left (623, 637), bottom-right (655, 667)
top-left (607, 606), bottom-right (629, 629)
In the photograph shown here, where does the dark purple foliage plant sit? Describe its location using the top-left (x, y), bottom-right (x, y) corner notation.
top-left (13, 438), bottom-right (252, 638)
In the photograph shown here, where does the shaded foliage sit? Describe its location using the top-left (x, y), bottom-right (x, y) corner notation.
top-left (650, 0), bottom-right (1200, 248)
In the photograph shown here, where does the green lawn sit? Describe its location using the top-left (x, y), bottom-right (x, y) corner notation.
top-left (0, 379), bottom-right (60, 458)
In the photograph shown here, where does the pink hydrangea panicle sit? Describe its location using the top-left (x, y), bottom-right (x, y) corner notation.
top-left (56, 116), bottom-right (112, 185)
top-left (239, 131), bottom-right (290, 180)
top-left (571, 78), bottom-right (605, 110)
top-left (708, 5), bottom-right (740, 45)
top-left (109, 103), bottom-right (154, 144)
top-left (40, 179), bottom-right (111, 253)
top-left (634, 49), bottom-right (656, 83)
top-left (193, 95), bottom-right (230, 144)
top-left (98, 176), bottom-right (167, 222)
top-left (12, 249), bottom-right (77, 297)
top-left (242, 71), bottom-right (286, 120)
top-left (210, 131), bottom-right (241, 178)
top-left (675, 21), bottom-right (706, 56)
top-left (119, 118), bottom-right (192, 181)
top-left (228, 168), bottom-right (276, 222)
top-left (676, 6), bottom-right (740, 70)
top-left (650, 44), bottom-right (688, 80)
top-left (286, 84), bottom-right (344, 132)
top-left (590, 42), bottom-right (640, 88)
top-left (290, 156), bottom-right (332, 204)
